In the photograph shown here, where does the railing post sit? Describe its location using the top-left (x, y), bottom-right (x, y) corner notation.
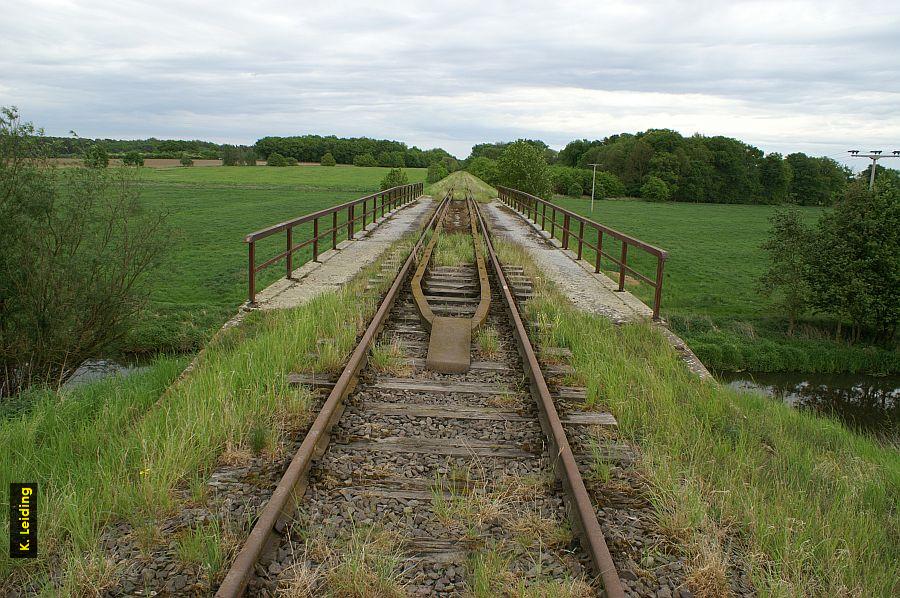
top-left (312, 218), bottom-right (319, 262)
top-left (618, 242), bottom-right (628, 291)
top-left (595, 230), bottom-right (603, 273)
top-left (332, 211), bottom-right (338, 249)
top-left (286, 227), bottom-right (293, 279)
top-left (380, 193), bottom-right (385, 218)
top-left (577, 220), bottom-right (584, 260)
top-left (541, 203), bottom-right (547, 230)
top-left (550, 207), bottom-right (556, 239)
top-left (653, 257), bottom-right (666, 320)
top-left (248, 241), bottom-right (256, 305)
top-left (348, 204), bottom-right (354, 239)
top-left (362, 198), bottom-right (367, 229)
top-left (562, 214), bottom-right (570, 249)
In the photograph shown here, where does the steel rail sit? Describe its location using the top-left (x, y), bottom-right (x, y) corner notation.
top-left (472, 200), bottom-right (626, 598)
top-left (215, 196), bottom-right (447, 598)
top-left (410, 189), bottom-right (452, 330)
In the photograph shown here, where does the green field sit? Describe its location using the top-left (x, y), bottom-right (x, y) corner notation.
top-left (542, 197), bottom-right (899, 374)
top-left (126, 165), bottom-right (425, 353)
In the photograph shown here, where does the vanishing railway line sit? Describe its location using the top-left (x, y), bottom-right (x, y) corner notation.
top-left (216, 189), bottom-right (625, 597)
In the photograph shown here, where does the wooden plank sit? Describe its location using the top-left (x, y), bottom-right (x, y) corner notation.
top-left (373, 378), bottom-right (514, 395)
top-left (405, 358), bottom-right (511, 372)
top-left (540, 347), bottom-right (573, 359)
top-left (361, 401), bottom-right (530, 422)
top-left (336, 437), bottom-right (539, 458)
top-left (564, 411), bottom-right (617, 426)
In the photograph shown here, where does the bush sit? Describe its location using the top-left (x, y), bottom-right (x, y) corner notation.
top-left (242, 150), bottom-right (257, 166)
top-left (320, 152), bottom-right (336, 166)
top-left (426, 162), bottom-right (449, 184)
top-left (497, 141), bottom-right (551, 198)
top-left (380, 168), bottom-right (409, 190)
top-left (353, 153), bottom-right (378, 167)
top-left (122, 150), bottom-right (144, 166)
top-left (466, 157), bottom-right (499, 186)
top-left (266, 152), bottom-right (288, 167)
top-left (83, 143), bottom-right (108, 168)
top-left (549, 166), bottom-right (588, 197)
top-left (377, 151), bottom-right (405, 168)
top-left (594, 171), bottom-right (626, 198)
top-left (0, 107), bottom-right (170, 395)
top-left (179, 153), bottom-right (194, 167)
top-left (640, 176), bottom-right (670, 201)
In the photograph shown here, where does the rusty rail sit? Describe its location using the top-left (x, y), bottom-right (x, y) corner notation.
top-left (473, 200), bottom-right (625, 598)
top-left (244, 182), bottom-right (424, 305)
top-left (497, 186), bottom-right (668, 320)
top-left (216, 195), bottom-right (445, 597)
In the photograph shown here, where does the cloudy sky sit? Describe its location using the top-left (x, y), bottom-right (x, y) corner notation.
top-left (2, 1), bottom-right (898, 168)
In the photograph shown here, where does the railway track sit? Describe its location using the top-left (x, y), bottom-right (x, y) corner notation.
top-left (216, 189), bottom-right (625, 596)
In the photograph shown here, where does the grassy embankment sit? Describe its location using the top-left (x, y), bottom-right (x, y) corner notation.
top-left (0, 235), bottom-right (417, 592)
top-left (428, 170), bottom-right (497, 202)
top-left (495, 239), bottom-right (899, 597)
top-left (125, 165), bottom-right (425, 354)
top-left (540, 197), bottom-right (898, 375)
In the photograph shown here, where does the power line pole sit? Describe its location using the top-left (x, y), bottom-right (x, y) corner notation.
top-left (588, 163), bottom-right (599, 213)
top-left (848, 150), bottom-right (900, 190)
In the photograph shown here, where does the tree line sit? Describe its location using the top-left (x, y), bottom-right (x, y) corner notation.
top-left (254, 135), bottom-right (455, 169)
top-left (463, 131), bottom-right (865, 206)
top-left (35, 136), bottom-right (236, 159)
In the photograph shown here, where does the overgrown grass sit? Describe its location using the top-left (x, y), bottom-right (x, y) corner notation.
top-left (0, 235), bottom-right (416, 592)
top-left (124, 165), bottom-right (425, 354)
top-left (432, 232), bottom-right (475, 266)
top-left (428, 171), bottom-right (497, 202)
top-left (498, 238), bottom-right (900, 596)
top-left (542, 197), bottom-right (899, 375)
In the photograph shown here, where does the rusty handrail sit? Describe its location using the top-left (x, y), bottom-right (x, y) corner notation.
top-left (244, 182), bottom-right (424, 305)
top-left (497, 186), bottom-right (668, 320)
top-left (473, 200), bottom-right (625, 598)
top-left (217, 196), bottom-right (445, 597)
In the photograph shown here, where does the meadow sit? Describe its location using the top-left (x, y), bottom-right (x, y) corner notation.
top-left (544, 197), bottom-right (899, 375)
top-left (125, 165), bottom-right (426, 353)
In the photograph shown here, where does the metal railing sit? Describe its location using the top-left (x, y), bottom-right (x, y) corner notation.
top-left (498, 186), bottom-right (668, 320)
top-left (244, 182), bottom-right (423, 305)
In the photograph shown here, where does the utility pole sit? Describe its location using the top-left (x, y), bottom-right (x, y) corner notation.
top-left (848, 150), bottom-right (900, 190)
top-left (588, 163), bottom-right (599, 213)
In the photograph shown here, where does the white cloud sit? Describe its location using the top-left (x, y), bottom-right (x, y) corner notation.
top-left (1, 0), bottom-right (898, 167)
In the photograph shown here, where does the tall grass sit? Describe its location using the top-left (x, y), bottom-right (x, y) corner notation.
top-left (432, 232), bottom-right (475, 266)
top-left (499, 239), bottom-right (900, 597)
top-left (0, 235), bottom-right (415, 592)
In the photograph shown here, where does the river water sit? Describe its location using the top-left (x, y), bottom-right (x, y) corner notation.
top-left (716, 370), bottom-right (899, 438)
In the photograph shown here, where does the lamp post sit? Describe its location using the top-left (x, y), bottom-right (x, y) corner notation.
top-left (588, 163), bottom-right (599, 213)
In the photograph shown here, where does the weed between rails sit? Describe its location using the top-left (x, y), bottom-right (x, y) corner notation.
top-left (0, 234), bottom-right (417, 593)
top-left (494, 237), bottom-right (900, 597)
top-left (432, 232), bottom-right (476, 267)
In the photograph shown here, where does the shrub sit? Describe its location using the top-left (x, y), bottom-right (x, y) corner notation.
top-left (122, 150), bottom-right (144, 166)
top-left (380, 168), bottom-right (409, 190)
top-left (180, 153), bottom-right (194, 167)
top-left (353, 153), bottom-right (378, 167)
top-left (0, 107), bottom-right (170, 395)
top-left (594, 171), bottom-right (626, 198)
top-left (466, 157), bottom-right (499, 186)
top-left (266, 152), bottom-right (288, 167)
top-left (497, 141), bottom-right (551, 198)
top-left (83, 143), bottom-right (108, 168)
top-left (242, 150), bottom-right (257, 166)
top-left (640, 176), bottom-right (670, 201)
top-left (377, 151), bottom-right (405, 168)
top-left (426, 162), bottom-right (449, 184)
top-left (320, 152), bottom-right (337, 166)
top-left (549, 166), bottom-right (587, 197)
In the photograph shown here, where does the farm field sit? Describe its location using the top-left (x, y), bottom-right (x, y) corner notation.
top-left (125, 165), bottom-right (426, 353)
top-left (546, 197), bottom-right (899, 375)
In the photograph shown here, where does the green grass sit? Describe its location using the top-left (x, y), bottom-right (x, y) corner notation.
top-left (0, 236), bottom-right (415, 592)
top-left (428, 171), bottom-right (497, 202)
top-left (501, 239), bottom-right (900, 597)
top-left (536, 197), bottom-right (899, 374)
top-left (432, 232), bottom-right (475, 266)
top-left (126, 164), bottom-right (425, 354)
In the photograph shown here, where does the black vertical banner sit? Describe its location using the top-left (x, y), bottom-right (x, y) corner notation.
top-left (9, 483), bottom-right (37, 558)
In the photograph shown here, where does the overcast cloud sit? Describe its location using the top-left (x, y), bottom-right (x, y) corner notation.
top-left (2, 0), bottom-right (898, 167)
